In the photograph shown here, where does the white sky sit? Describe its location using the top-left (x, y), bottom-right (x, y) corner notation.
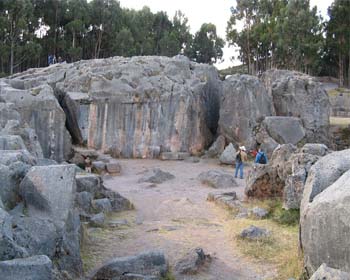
top-left (118, 0), bottom-right (334, 69)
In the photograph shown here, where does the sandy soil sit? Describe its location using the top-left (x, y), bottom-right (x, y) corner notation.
top-left (83, 158), bottom-right (276, 280)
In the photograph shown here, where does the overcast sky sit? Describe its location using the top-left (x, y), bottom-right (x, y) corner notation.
top-left (118, 0), bottom-right (334, 69)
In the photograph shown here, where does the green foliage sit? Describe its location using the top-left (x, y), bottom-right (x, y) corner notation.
top-left (189, 23), bottom-right (224, 64)
top-left (226, 0), bottom-right (347, 79)
top-left (263, 199), bottom-right (300, 226)
top-left (0, 0), bottom-right (222, 75)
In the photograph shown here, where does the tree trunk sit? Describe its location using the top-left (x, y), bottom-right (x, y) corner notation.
top-left (348, 49), bottom-right (350, 88)
top-left (10, 40), bottom-right (14, 75)
top-left (247, 27), bottom-right (251, 74)
top-left (72, 30), bottom-right (76, 49)
top-left (339, 52), bottom-right (344, 87)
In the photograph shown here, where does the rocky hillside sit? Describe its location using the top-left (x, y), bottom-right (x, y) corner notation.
top-left (1, 57), bottom-right (330, 162)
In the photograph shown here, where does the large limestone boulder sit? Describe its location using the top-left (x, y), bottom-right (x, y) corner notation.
top-left (89, 251), bottom-right (168, 280)
top-left (262, 116), bottom-right (305, 145)
top-left (301, 169), bottom-right (350, 274)
top-left (0, 83), bottom-right (71, 161)
top-left (0, 135), bottom-right (26, 150)
top-left (245, 164), bottom-right (284, 198)
top-left (19, 165), bottom-right (76, 225)
top-left (262, 70), bottom-right (330, 144)
top-left (219, 143), bottom-right (236, 165)
top-left (0, 208), bottom-right (28, 261)
top-left (300, 149), bottom-right (350, 210)
top-left (7, 56), bottom-right (222, 158)
top-left (0, 255), bottom-right (53, 280)
top-left (138, 168), bottom-right (175, 184)
top-left (309, 264), bottom-right (350, 280)
top-left (18, 164), bottom-right (82, 276)
top-left (199, 170), bottom-right (238, 188)
top-left (207, 135), bottom-right (226, 158)
top-left (300, 149), bottom-right (350, 274)
top-left (283, 151), bottom-right (319, 209)
top-left (0, 102), bottom-right (43, 158)
top-left (219, 74), bottom-right (274, 148)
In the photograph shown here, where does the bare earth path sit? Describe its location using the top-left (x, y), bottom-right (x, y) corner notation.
top-left (84, 159), bottom-right (276, 279)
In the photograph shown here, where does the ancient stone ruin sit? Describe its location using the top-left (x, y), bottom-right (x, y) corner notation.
top-left (1, 55), bottom-right (349, 279)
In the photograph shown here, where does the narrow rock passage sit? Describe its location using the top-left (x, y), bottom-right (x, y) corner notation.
top-left (84, 159), bottom-right (276, 279)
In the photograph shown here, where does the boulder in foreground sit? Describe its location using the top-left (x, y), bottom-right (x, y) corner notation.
top-left (199, 170), bottom-right (237, 188)
top-left (89, 251), bottom-right (168, 280)
top-left (309, 263), bottom-right (350, 280)
top-left (0, 255), bottom-right (52, 280)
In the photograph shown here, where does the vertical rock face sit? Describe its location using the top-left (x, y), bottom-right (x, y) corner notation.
top-left (262, 70), bottom-right (330, 144)
top-left (0, 83), bottom-right (71, 162)
top-left (219, 74), bottom-right (274, 148)
top-left (2, 56), bottom-right (222, 159)
top-left (301, 169), bottom-right (350, 274)
top-left (300, 149), bottom-right (350, 274)
top-left (57, 56), bottom-right (221, 158)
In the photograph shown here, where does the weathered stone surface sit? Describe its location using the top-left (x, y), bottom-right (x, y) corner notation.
top-left (90, 213), bottom-right (105, 228)
top-left (283, 152), bottom-right (319, 209)
top-left (106, 162), bottom-right (122, 174)
top-left (301, 143), bottom-right (328, 157)
top-left (262, 116), bottom-right (305, 145)
top-left (138, 168), bottom-right (175, 184)
top-left (36, 158), bottom-right (58, 166)
top-left (0, 255), bottom-right (52, 280)
top-left (309, 263), bottom-right (350, 280)
top-left (0, 135), bottom-right (26, 150)
top-left (269, 143), bottom-right (297, 182)
top-left (207, 191), bottom-right (239, 210)
top-left (301, 167), bottom-right (350, 274)
top-left (12, 216), bottom-right (58, 258)
top-left (0, 149), bottom-right (36, 166)
top-left (92, 161), bottom-right (106, 174)
top-left (0, 103), bottom-right (43, 158)
top-left (207, 135), bottom-right (226, 158)
top-left (0, 208), bottom-right (28, 261)
top-left (93, 198), bottom-right (112, 213)
top-left (9, 56), bottom-right (222, 158)
top-left (160, 152), bottom-right (191, 161)
top-left (76, 173), bottom-right (102, 197)
top-left (174, 248), bottom-right (211, 275)
top-left (0, 164), bottom-right (19, 209)
top-left (251, 207), bottom-right (269, 219)
top-left (199, 170), bottom-right (237, 188)
top-left (262, 69), bottom-right (330, 144)
top-left (240, 225), bottom-right (270, 240)
top-left (19, 165), bottom-right (76, 225)
top-left (75, 191), bottom-right (93, 214)
top-left (0, 82), bottom-right (71, 162)
top-left (245, 165), bottom-right (284, 199)
top-left (219, 75), bottom-right (274, 148)
top-left (300, 149), bottom-right (350, 211)
top-left (89, 251), bottom-right (168, 280)
top-left (219, 143), bottom-right (236, 165)
top-left (103, 190), bottom-right (134, 212)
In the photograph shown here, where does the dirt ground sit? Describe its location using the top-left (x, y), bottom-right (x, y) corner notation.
top-left (83, 158), bottom-right (277, 280)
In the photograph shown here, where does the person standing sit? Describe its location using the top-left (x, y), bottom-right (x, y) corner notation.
top-left (235, 146), bottom-right (248, 179)
top-left (255, 148), bottom-right (268, 164)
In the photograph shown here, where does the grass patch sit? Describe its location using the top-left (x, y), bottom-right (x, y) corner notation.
top-left (328, 87), bottom-right (350, 97)
top-left (330, 117), bottom-right (350, 127)
top-left (226, 199), bottom-right (303, 279)
top-left (161, 270), bottom-right (176, 280)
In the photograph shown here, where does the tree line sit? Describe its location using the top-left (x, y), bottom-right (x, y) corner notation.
top-left (227, 0), bottom-right (350, 87)
top-left (0, 0), bottom-right (224, 75)
top-left (0, 0), bottom-right (349, 87)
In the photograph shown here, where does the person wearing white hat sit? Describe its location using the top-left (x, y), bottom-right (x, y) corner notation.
top-left (235, 146), bottom-right (248, 179)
